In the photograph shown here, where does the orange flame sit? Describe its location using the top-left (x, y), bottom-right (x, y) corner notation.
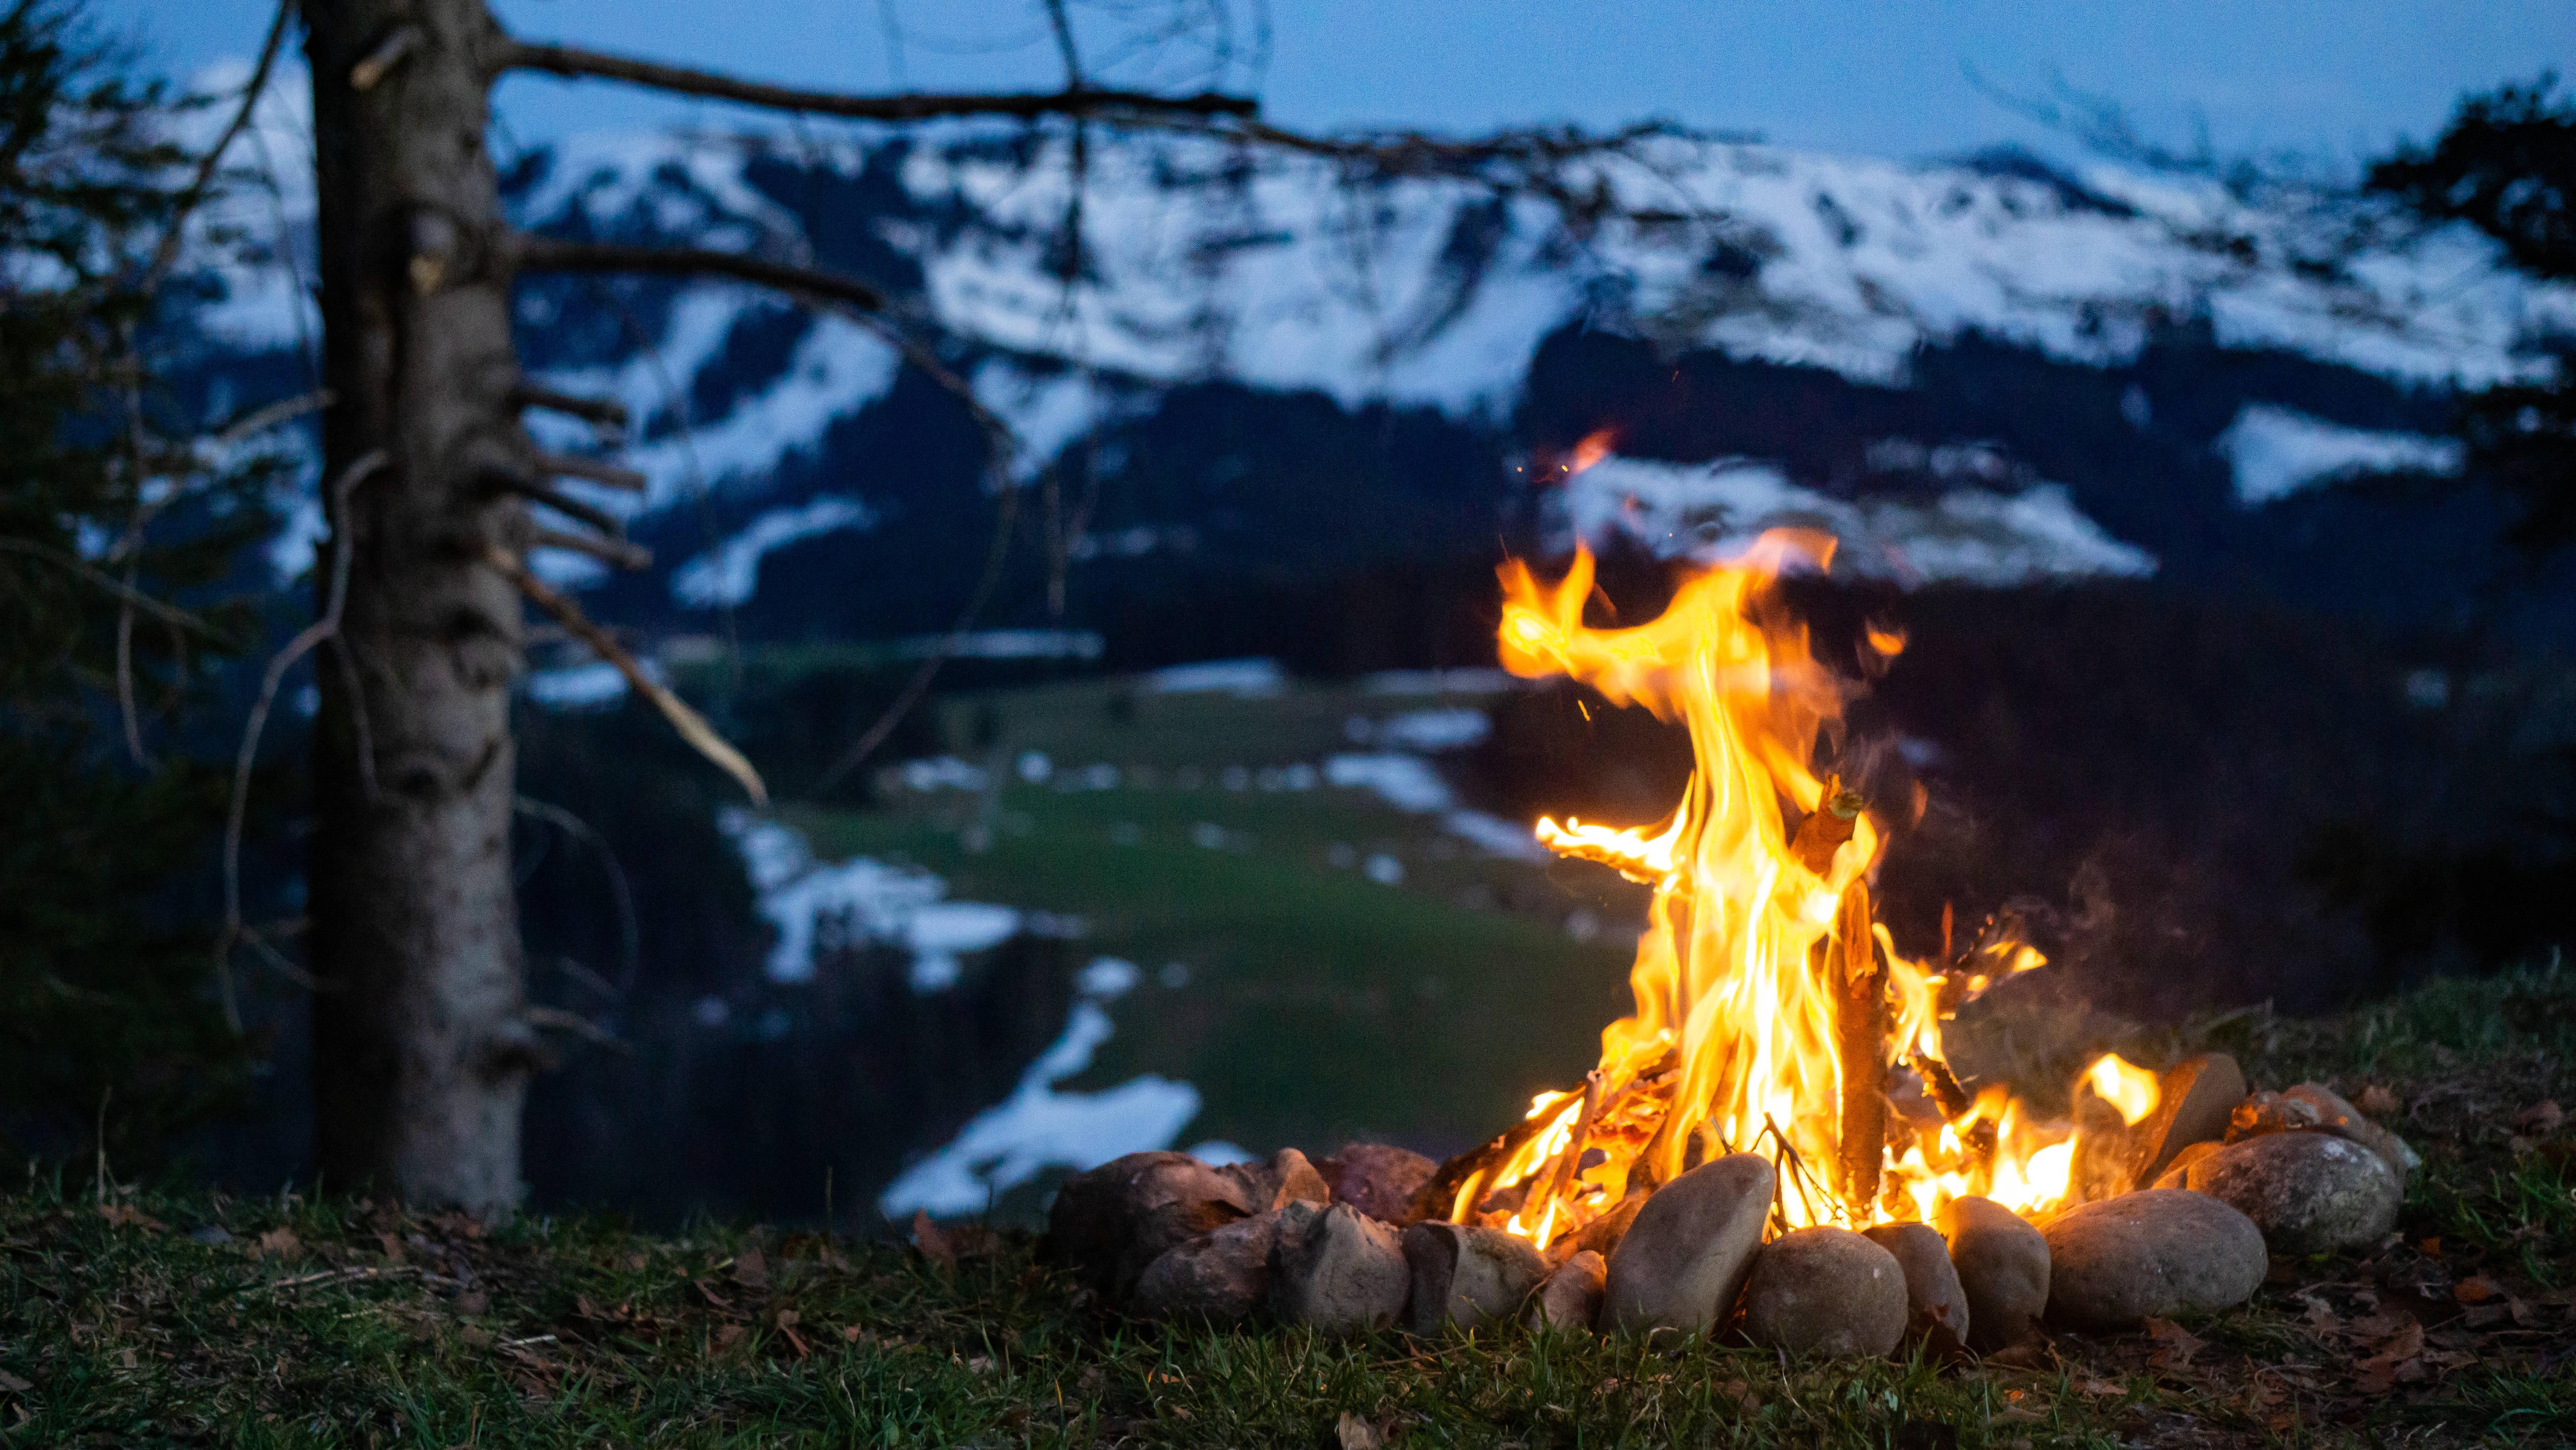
top-left (2086, 1053), bottom-right (2161, 1127)
top-left (1472, 538), bottom-right (2124, 1245)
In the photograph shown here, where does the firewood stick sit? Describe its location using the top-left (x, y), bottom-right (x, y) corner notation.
top-left (1834, 883), bottom-right (1887, 1215)
top-left (1791, 775), bottom-right (1866, 875)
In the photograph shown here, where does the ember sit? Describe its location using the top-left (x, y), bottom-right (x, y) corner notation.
top-left (1431, 531), bottom-right (2141, 1248)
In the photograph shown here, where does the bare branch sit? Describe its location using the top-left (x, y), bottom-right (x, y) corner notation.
top-left (533, 450), bottom-right (647, 493)
top-left (480, 542), bottom-right (768, 806)
top-left (515, 796), bottom-right (640, 990)
top-left (530, 526), bottom-right (652, 572)
top-left (484, 467), bottom-right (628, 539)
top-left (513, 235), bottom-right (892, 313)
top-left (0, 538), bottom-right (226, 641)
top-left (143, 0), bottom-right (293, 291)
top-left (494, 36), bottom-right (1256, 125)
top-left (214, 389), bottom-right (335, 445)
top-left (216, 449), bottom-right (391, 1027)
top-left (510, 381), bottom-right (630, 432)
top-left (349, 25), bottom-right (422, 92)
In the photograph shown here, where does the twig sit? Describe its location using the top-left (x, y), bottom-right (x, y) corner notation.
top-left (510, 380), bottom-right (630, 432)
top-left (238, 1264), bottom-right (443, 1295)
top-left (494, 36), bottom-right (1257, 124)
top-left (142, 0), bottom-right (293, 291)
top-left (533, 450), bottom-right (647, 493)
top-left (0, 538), bottom-right (225, 640)
top-left (513, 235), bottom-right (892, 313)
top-left (513, 796), bottom-right (640, 990)
top-left (479, 542), bottom-right (768, 805)
top-left (529, 526), bottom-right (651, 571)
top-left (215, 450), bottom-right (390, 1028)
top-left (485, 469), bottom-right (628, 538)
top-left (348, 24), bottom-right (421, 92)
top-left (523, 1007), bottom-right (629, 1054)
top-left (213, 389), bottom-right (335, 445)
top-left (811, 464), bottom-right (1024, 793)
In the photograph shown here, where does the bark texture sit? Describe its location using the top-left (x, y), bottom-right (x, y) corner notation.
top-left (304, 0), bottom-right (538, 1218)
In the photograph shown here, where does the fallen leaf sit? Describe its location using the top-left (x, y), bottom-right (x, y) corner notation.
top-left (2371, 1319), bottom-right (2427, 1361)
top-left (2144, 1317), bottom-right (2206, 1368)
top-left (2454, 1276), bottom-right (2503, 1304)
top-left (2074, 1375), bottom-right (2126, 1399)
top-left (0, 1369), bottom-right (28, 1394)
top-left (255, 1227), bottom-right (302, 1262)
top-left (2418, 1237), bottom-right (2443, 1257)
top-left (97, 1203), bottom-right (162, 1231)
top-left (2513, 1101), bottom-right (2564, 1135)
top-left (2357, 1084), bottom-right (2401, 1117)
top-left (713, 1323), bottom-right (747, 1352)
top-left (1335, 1411), bottom-right (1381, 1450)
top-left (965, 1354), bottom-right (996, 1374)
top-left (731, 1248), bottom-right (769, 1291)
top-left (910, 1212), bottom-right (955, 1271)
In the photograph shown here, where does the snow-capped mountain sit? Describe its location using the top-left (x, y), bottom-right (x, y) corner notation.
top-left (178, 64), bottom-right (2569, 649)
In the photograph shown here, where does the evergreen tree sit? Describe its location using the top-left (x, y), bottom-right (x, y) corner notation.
top-left (0, 0), bottom-right (271, 1165)
top-left (2372, 74), bottom-right (2576, 551)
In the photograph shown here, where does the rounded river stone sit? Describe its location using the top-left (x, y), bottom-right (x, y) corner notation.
top-left (2040, 1189), bottom-right (2266, 1331)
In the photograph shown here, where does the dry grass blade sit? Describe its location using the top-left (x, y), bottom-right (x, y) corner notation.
top-left (481, 543), bottom-right (767, 805)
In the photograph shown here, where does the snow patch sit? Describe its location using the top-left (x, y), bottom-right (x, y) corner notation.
top-left (671, 496), bottom-right (873, 607)
top-left (525, 658), bottom-right (665, 710)
top-left (877, 964), bottom-right (1202, 1218)
top-left (1561, 455), bottom-right (2156, 585)
top-left (2215, 403), bottom-right (2465, 505)
top-left (720, 810), bottom-right (1024, 986)
top-left (1145, 658), bottom-right (1285, 697)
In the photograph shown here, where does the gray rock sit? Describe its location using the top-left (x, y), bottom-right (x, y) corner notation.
top-left (1401, 1222), bottom-right (1548, 1335)
top-left (1132, 1210), bottom-right (1281, 1323)
top-left (2225, 1090), bottom-right (2326, 1142)
top-left (1270, 1201), bottom-right (1410, 1335)
top-left (1222, 1148), bottom-right (1333, 1213)
top-left (2184, 1131), bottom-right (2402, 1255)
top-left (2149, 1139), bottom-right (2221, 1191)
top-left (2282, 1083), bottom-right (2420, 1189)
top-left (188, 1224), bottom-right (235, 1247)
top-left (2041, 1189), bottom-right (2267, 1331)
top-left (1600, 1154), bottom-right (1775, 1336)
top-left (1940, 1195), bottom-right (2050, 1352)
top-left (1863, 1222), bottom-right (1970, 1348)
top-left (2130, 1053), bottom-right (2247, 1186)
top-left (1739, 1227), bottom-right (1909, 1358)
top-left (1321, 1143), bottom-right (1437, 1225)
top-left (1526, 1250), bottom-right (1606, 1333)
top-left (1042, 1151), bottom-right (1257, 1299)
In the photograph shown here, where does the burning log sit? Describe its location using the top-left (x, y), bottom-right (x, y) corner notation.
top-left (1830, 883), bottom-right (1887, 1216)
top-left (1790, 777), bottom-right (1865, 874)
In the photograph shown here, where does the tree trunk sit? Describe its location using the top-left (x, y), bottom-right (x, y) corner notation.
top-left (304, 0), bottom-right (538, 1218)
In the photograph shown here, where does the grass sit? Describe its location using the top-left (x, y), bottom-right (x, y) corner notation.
top-left (793, 673), bottom-right (1642, 1159)
top-left (7, 964), bottom-right (2573, 1447)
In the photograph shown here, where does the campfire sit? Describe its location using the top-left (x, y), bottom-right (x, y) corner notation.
top-left (1423, 530), bottom-right (2123, 1247)
top-left (1041, 530), bottom-right (2421, 1354)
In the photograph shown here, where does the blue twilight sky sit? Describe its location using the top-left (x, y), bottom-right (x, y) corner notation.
top-left (110, 1), bottom-right (2575, 169)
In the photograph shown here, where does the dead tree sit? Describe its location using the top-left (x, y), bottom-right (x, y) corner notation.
top-left (290, 0), bottom-right (1684, 1215)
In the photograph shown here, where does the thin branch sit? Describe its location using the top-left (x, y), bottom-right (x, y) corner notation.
top-left (523, 1006), bottom-right (630, 1053)
top-left (213, 389), bottom-right (335, 445)
top-left (513, 235), bottom-right (892, 313)
top-left (494, 36), bottom-right (1256, 124)
top-left (814, 462), bottom-right (1026, 793)
top-left (143, 0), bottom-right (293, 291)
top-left (349, 25), bottom-right (422, 92)
top-left (485, 468), bottom-right (628, 539)
top-left (480, 542), bottom-right (768, 805)
top-left (510, 381), bottom-right (630, 432)
top-left (514, 795), bottom-right (640, 991)
top-left (513, 232), bottom-right (1021, 456)
top-left (0, 538), bottom-right (226, 641)
top-left (215, 449), bottom-right (390, 1027)
top-left (529, 526), bottom-right (652, 571)
top-left (532, 450), bottom-right (647, 493)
